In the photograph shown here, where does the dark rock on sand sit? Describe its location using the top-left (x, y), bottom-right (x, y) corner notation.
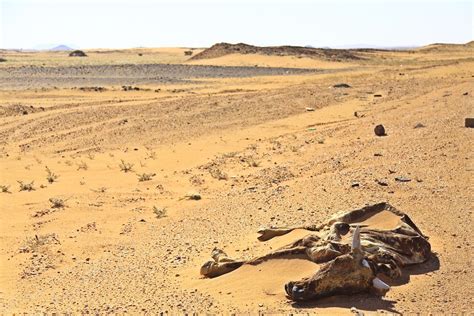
top-left (374, 124), bottom-right (386, 136)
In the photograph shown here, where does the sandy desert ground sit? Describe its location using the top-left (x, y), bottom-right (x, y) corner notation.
top-left (0, 43), bottom-right (473, 314)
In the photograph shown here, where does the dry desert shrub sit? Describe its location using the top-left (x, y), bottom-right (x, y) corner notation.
top-left (244, 156), bottom-right (261, 167)
top-left (146, 151), bottom-right (157, 160)
top-left (19, 234), bottom-right (60, 253)
top-left (119, 160), bottom-right (134, 172)
top-left (69, 50), bottom-right (87, 57)
top-left (0, 57), bottom-right (7, 62)
top-left (1, 185), bottom-right (11, 193)
top-left (45, 166), bottom-right (59, 183)
top-left (49, 197), bottom-right (66, 208)
top-left (153, 206), bottom-right (167, 218)
top-left (18, 181), bottom-right (35, 191)
top-left (137, 173), bottom-right (156, 182)
top-left (77, 161), bottom-right (88, 171)
top-left (91, 186), bottom-right (107, 193)
top-left (209, 167), bottom-right (228, 180)
top-left (247, 144), bottom-right (258, 151)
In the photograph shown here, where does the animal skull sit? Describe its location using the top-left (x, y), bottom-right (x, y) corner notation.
top-left (284, 226), bottom-right (390, 301)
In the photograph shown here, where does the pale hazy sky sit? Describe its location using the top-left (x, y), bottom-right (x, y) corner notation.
top-left (1, 0), bottom-right (472, 49)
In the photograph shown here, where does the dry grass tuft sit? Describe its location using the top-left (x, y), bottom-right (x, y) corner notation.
top-left (209, 167), bottom-right (228, 180)
top-left (153, 206), bottom-right (167, 218)
top-left (146, 151), bottom-right (157, 160)
top-left (77, 161), bottom-right (88, 171)
top-left (91, 186), bottom-right (108, 193)
top-left (137, 173), bottom-right (156, 182)
top-left (18, 181), bottom-right (35, 191)
top-left (19, 233), bottom-right (60, 253)
top-left (49, 197), bottom-right (66, 208)
top-left (1, 185), bottom-right (11, 193)
top-left (45, 166), bottom-right (59, 183)
top-left (119, 160), bottom-right (134, 172)
top-left (244, 156), bottom-right (261, 167)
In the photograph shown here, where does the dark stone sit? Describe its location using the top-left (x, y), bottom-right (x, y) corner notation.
top-left (465, 118), bottom-right (474, 128)
top-left (333, 83), bottom-right (351, 88)
top-left (374, 124), bottom-right (386, 136)
top-left (374, 94), bottom-right (383, 97)
top-left (414, 123), bottom-right (426, 129)
top-left (395, 176), bottom-right (411, 182)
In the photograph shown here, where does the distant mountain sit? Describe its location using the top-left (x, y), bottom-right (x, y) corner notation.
top-left (31, 43), bottom-right (77, 50)
top-left (50, 45), bottom-right (73, 51)
top-left (331, 44), bottom-right (418, 50)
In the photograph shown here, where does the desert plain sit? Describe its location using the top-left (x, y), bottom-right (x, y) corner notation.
top-left (0, 42), bottom-right (473, 314)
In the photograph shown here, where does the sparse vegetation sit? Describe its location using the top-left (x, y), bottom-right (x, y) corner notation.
top-left (87, 152), bottom-right (95, 160)
top-left (247, 144), bottom-right (258, 151)
top-left (146, 151), bottom-right (157, 160)
top-left (20, 233), bottom-right (60, 253)
top-left (245, 156), bottom-right (261, 167)
top-left (1, 185), bottom-right (11, 193)
top-left (137, 173), bottom-right (156, 182)
top-left (77, 161), bottom-right (88, 170)
top-left (91, 187), bottom-right (107, 193)
top-left (45, 166), bottom-right (59, 183)
top-left (49, 197), bottom-right (66, 208)
top-left (153, 206), bottom-right (167, 218)
top-left (18, 181), bottom-right (35, 191)
top-left (209, 167), bottom-right (228, 180)
top-left (69, 50), bottom-right (87, 57)
top-left (0, 57), bottom-right (7, 62)
top-left (119, 160), bottom-right (134, 172)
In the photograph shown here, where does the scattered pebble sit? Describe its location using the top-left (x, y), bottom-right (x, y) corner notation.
top-left (395, 176), bottom-right (411, 182)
